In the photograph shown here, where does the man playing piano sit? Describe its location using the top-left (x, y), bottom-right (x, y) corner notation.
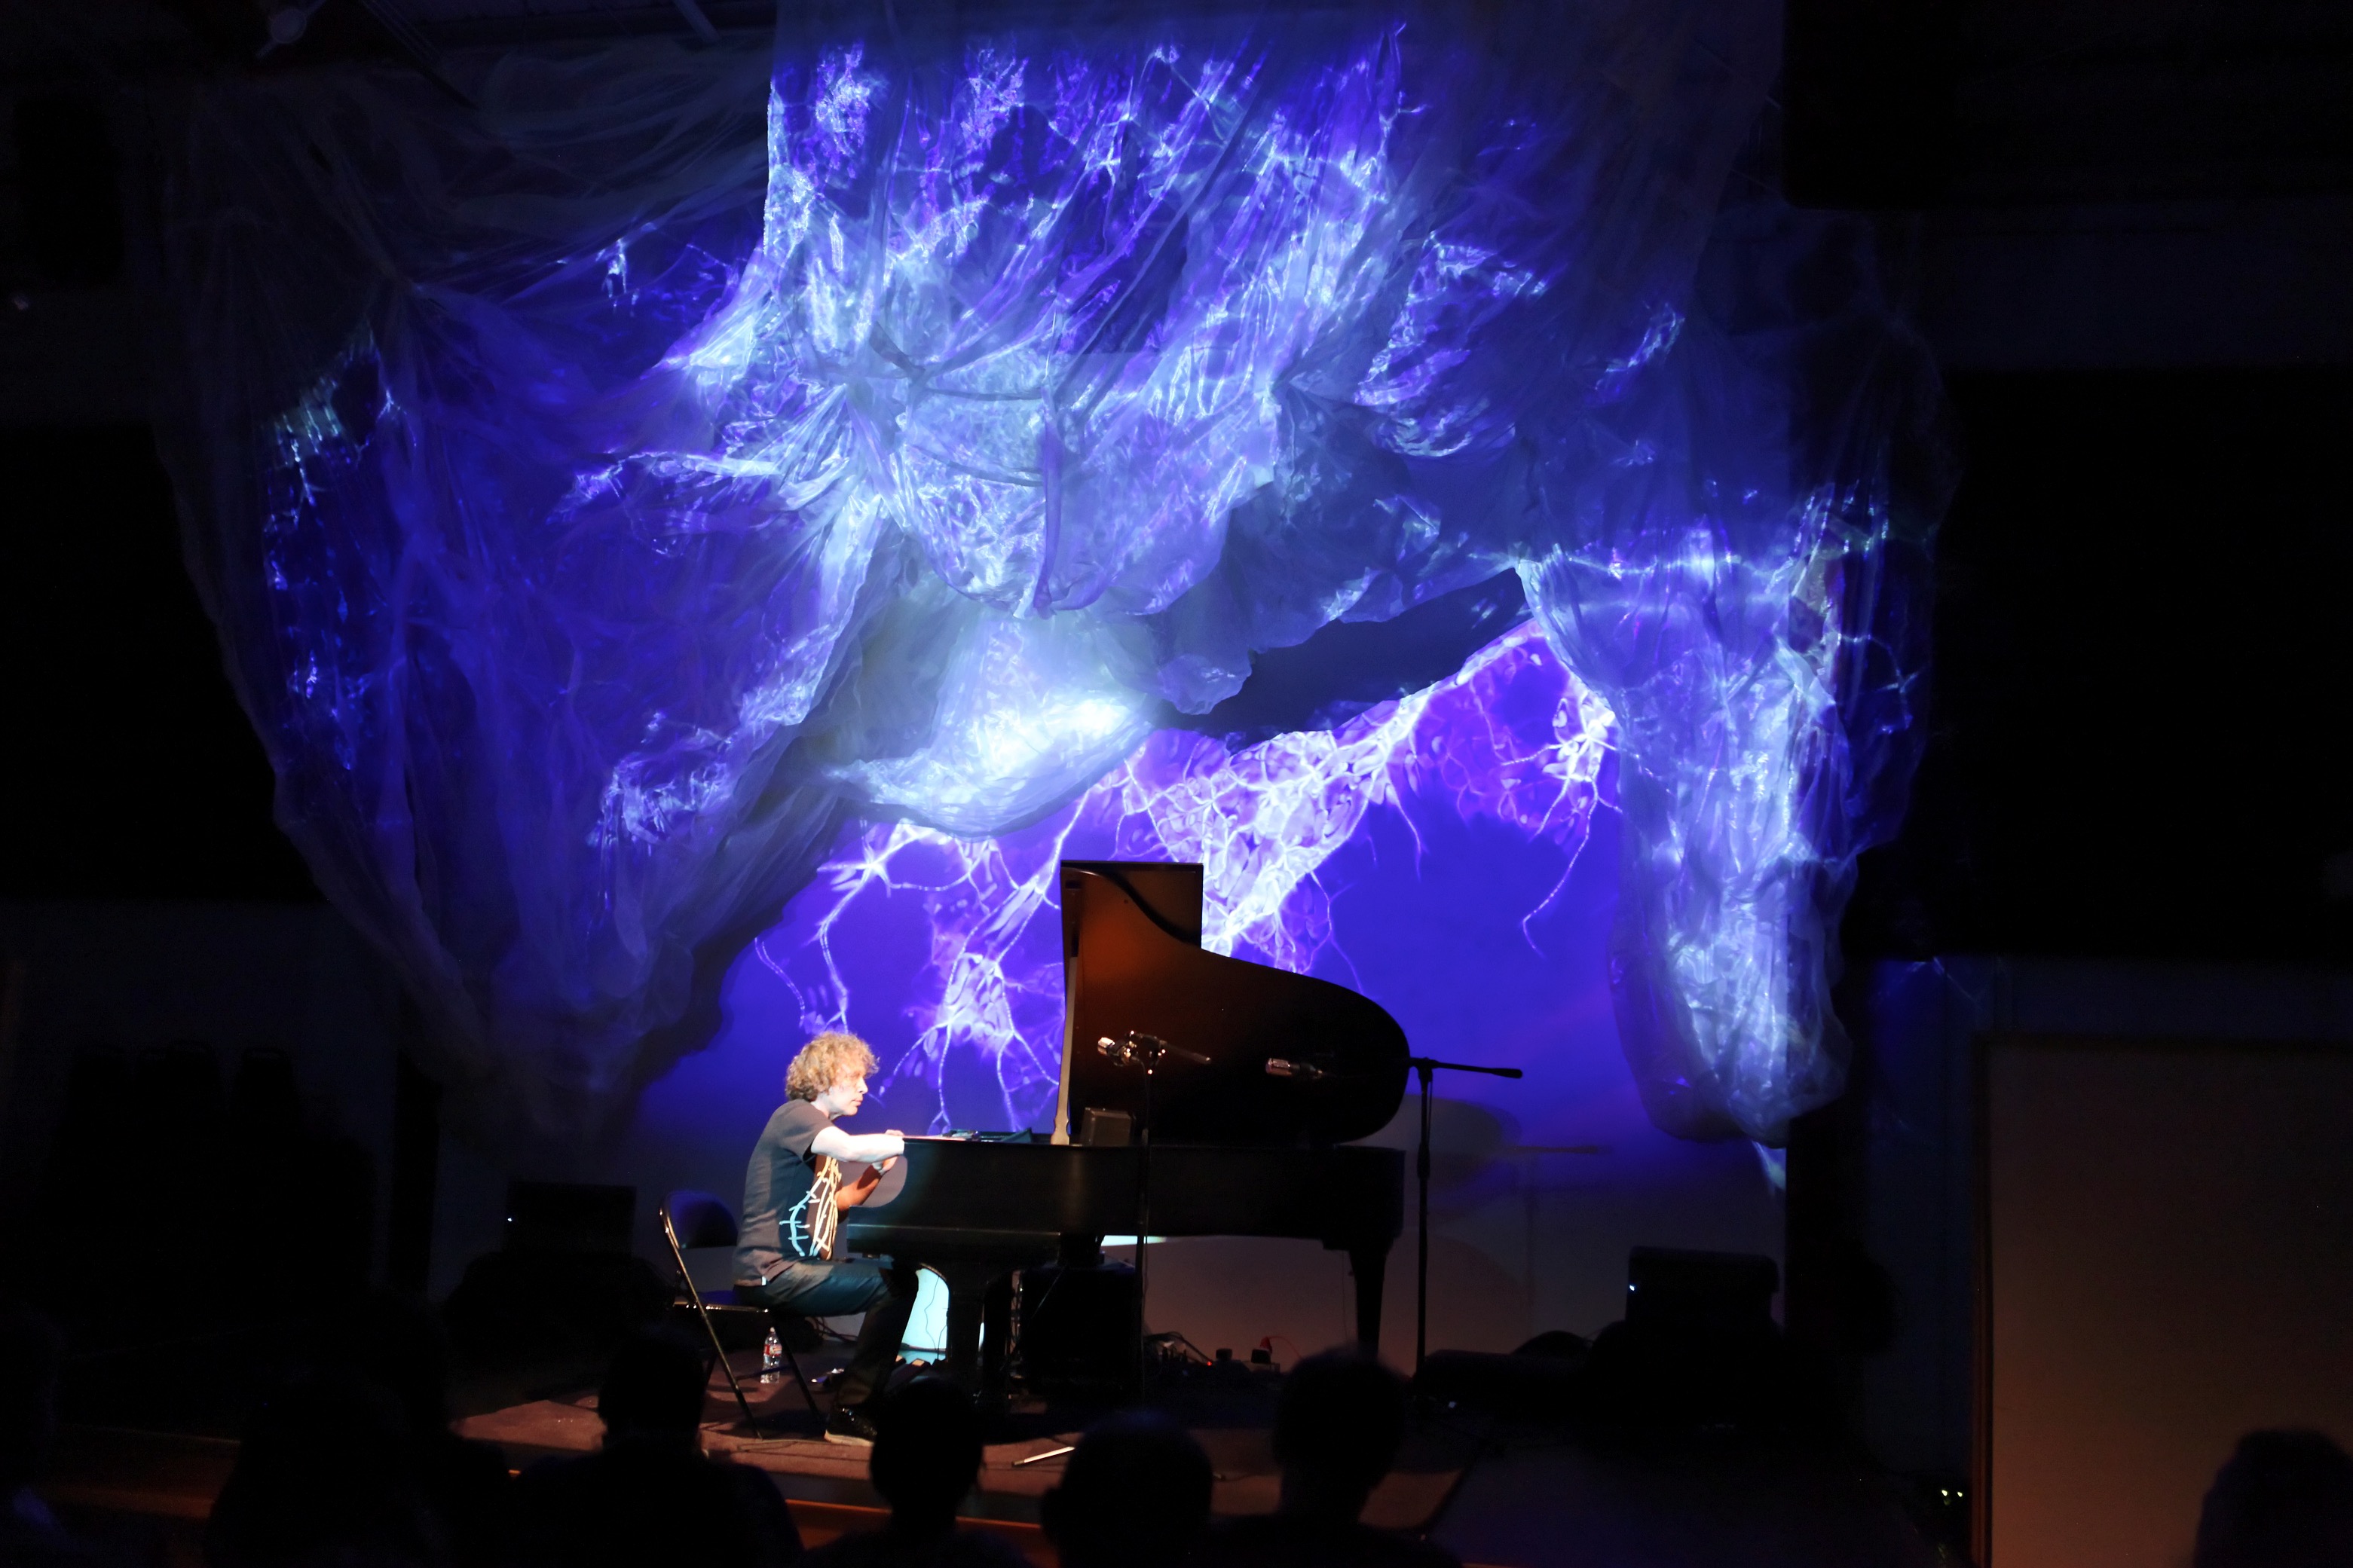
top-left (735, 1031), bottom-right (916, 1445)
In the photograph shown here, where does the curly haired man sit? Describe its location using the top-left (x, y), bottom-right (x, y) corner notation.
top-left (736, 1031), bottom-right (917, 1444)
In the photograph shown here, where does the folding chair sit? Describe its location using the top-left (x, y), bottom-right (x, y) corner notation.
top-left (658, 1190), bottom-right (822, 1435)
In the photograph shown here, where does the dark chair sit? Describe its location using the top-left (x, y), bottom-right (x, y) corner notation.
top-left (658, 1191), bottom-right (821, 1435)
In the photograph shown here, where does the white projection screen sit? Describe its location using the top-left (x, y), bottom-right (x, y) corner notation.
top-left (1979, 1033), bottom-right (2353, 1567)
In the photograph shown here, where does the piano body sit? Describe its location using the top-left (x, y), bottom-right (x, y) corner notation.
top-left (839, 861), bottom-right (1409, 1392)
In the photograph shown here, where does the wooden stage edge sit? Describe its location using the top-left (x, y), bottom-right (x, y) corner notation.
top-left (46, 1422), bottom-right (1499, 1568)
top-left (44, 1425), bottom-right (1048, 1560)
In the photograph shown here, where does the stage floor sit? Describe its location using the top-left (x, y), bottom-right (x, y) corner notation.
top-left (451, 1346), bottom-right (1471, 1533)
top-left (46, 1343), bottom-right (1944, 1567)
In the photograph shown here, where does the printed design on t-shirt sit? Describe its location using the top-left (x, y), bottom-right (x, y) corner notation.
top-left (784, 1184), bottom-right (822, 1260)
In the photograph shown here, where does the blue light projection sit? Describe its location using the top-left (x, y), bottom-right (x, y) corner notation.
top-left (159, 2), bottom-right (1946, 1147)
top-left (724, 619), bottom-right (1605, 1133)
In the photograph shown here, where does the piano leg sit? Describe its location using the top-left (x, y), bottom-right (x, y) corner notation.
top-left (938, 1267), bottom-right (984, 1389)
top-left (1348, 1242), bottom-right (1391, 1353)
top-left (930, 1261), bottom-right (1012, 1399)
top-left (980, 1272), bottom-right (1014, 1401)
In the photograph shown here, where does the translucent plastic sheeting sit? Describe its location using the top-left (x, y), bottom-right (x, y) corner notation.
top-left (1518, 196), bottom-right (1948, 1140)
top-left (750, 620), bottom-right (1611, 1136)
top-left (153, 0), bottom-right (1946, 1144)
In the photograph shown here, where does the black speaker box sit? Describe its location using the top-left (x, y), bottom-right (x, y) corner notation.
top-left (1625, 1246), bottom-right (1778, 1334)
top-left (1415, 1347), bottom-right (1583, 1422)
top-left (1017, 1262), bottom-right (1137, 1398)
top-left (504, 1180), bottom-right (635, 1255)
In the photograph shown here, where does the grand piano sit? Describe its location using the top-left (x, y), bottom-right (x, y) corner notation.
top-left (839, 860), bottom-right (1409, 1392)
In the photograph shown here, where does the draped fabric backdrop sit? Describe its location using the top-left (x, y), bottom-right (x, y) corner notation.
top-left (153, 0), bottom-right (1948, 1146)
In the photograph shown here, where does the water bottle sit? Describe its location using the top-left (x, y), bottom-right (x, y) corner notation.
top-left (760, 1325), bottom-right (782, 1386)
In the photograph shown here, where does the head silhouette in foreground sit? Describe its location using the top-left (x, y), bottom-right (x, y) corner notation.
top-left (350, 1290), bottom-right (513, 1566)
top-left (1042, 1408), bottom-right (1213, 1568)
top-left (871, 1376), bottom-right (984, 1540)
top-left (205, 1371), bottom-right (442, 1568)
top-left (1202, 1347), bottom-right (1459, 1568)
top-left (2, 1300), bottom-right (105, 1568)
top-left (510, 1324), bottom-right (800, 1568)
top-left (801, 1374), bottom-right (1026, 1566)
top-left (2195, 1429), bottom-right (2353, 1568)
top-left (1275, 1348), bottom-right (1410, 1523)
top-left (595, 1322), bottom-right (711, 1441)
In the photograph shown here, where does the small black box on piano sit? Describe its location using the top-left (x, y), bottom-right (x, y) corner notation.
top-left (1017, 1261), bottom-right (1138, 1399)
top-left (1079, 1108), bottom-right (1132, 1147)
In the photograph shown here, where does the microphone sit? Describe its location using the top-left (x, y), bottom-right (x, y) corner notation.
top-left (1097, 1032), bottom-right (1213, 1067)
top-left (1265, 1056), bottom-right (1328, 1081)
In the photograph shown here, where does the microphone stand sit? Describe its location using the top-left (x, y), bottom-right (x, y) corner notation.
top-left (1096, 1031), bottom-right (1208, 1395)
top-left (1408, 1056), bottom-right (1522, 1375)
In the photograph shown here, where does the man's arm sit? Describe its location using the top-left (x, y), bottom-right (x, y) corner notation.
top-left (834, 1162), bottom-right (891, 1209)
top-left (810, 1126), bottom-right (904, 1165)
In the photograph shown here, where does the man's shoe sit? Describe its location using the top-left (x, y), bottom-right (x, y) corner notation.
top-left (823, 1405), bottom-right (880, 1447)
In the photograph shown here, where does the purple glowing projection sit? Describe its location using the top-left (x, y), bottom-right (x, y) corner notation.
top-left (708, 621), bottom-right (1609, 1134)
top-left (165, 2), bottom-right (1938, 1148)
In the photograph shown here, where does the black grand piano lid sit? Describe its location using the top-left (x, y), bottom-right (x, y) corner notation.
top-left (1052, 861), bottom-right (1409, 1148)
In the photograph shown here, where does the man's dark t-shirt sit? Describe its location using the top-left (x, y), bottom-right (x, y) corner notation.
top-left (737, 1099), bottom-right (834, 1284)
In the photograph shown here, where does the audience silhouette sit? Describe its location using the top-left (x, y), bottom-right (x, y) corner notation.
top-left (206, 1371), bottom-right (445, 1568)
top-left (2196, 1429), bottom-right (2353, 1568)
top-left (1201, 1348), bottom-right (1458, 1568)
top-left (1041, 1408), bottom-right (1213, 1568)
top-left (802, 1374), bottom-right (1026, 1568)
top-left (511, 1324), bottom-right (801, 1568)
top-left (348, 1291), bottom-right (513, 1568)
top-left (2, 1301), bottom-right (106, 1566)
